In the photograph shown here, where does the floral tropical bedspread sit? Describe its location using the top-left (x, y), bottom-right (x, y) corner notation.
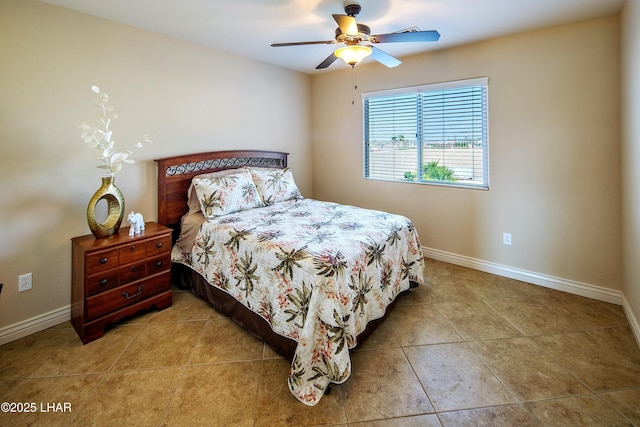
top-left (172, 198), bottom-right (424, 405)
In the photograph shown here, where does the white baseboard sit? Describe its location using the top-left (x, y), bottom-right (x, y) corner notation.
top-left (422, 247), bottom-right (623, 305)
top-left (621, 294), bottom-right (640, 348)
top-left (0, 306), bottom-right (71, 346)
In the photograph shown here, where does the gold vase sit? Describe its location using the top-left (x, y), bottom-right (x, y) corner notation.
top-left (87, 176), bottom-right (125, 238)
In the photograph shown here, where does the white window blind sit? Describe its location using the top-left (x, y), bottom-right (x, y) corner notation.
top-left (363, 77), bottom-right (489, 189)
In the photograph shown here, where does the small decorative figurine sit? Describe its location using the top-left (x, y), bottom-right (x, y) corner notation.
top-left (127, 211), bottom-right (145, 236)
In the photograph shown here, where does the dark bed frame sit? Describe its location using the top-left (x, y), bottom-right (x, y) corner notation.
top-left (155, 150), bottom-right (413, 360)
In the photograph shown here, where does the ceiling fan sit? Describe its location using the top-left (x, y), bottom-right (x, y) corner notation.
top-left (271, 3), bottom-right (440, 70)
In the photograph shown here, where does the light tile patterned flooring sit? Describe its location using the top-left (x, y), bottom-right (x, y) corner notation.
top-left (1, 259), bottom-right (640, 426)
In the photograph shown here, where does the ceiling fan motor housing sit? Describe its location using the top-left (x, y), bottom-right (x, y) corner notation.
top-left (335, 23), bottom-right (371, 42)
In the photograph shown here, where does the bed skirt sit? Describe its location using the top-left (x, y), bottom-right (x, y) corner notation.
top-left (172, 262), bottom-right (417, 361)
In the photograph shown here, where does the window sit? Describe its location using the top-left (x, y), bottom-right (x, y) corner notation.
top-left (363, 77), bottom-right (489, 189)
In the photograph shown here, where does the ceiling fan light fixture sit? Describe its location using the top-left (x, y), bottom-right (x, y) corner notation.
top-left (334, 45), bottom-right (372, 66)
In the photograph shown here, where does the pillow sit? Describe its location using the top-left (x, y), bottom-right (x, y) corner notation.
top-left (246, 167), bottom-right (303, 204)
top-left (192, 169), bottom-right (264, 218)
top-left (175, 211), bottom-right (206, 253)
top-left (187, 168), bottom-right (244, 215)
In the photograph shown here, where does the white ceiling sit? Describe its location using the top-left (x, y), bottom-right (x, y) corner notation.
top-left (39, 0), bottom-right (624, 75)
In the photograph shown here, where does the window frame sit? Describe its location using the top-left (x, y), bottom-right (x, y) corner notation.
top-left (362, 77), bottom-right (490, 190)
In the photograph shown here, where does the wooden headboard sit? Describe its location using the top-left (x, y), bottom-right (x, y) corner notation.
top-left (154, 150), bottom-right (289, 233)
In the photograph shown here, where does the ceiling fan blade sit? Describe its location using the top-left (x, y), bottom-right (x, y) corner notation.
top-left (316, 52), bottom-right (338, 69)
top-left (333, 14), bottom-right (359, 37)
top-left (271, 40), bottom-right (336, 47)
top-left (370, 30), bottom-right (441, 44)
top-left (369, 46), bottom-right (402, 68)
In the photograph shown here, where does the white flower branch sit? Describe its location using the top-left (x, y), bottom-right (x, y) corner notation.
top-left (80, 85), bottom-right (152, 176)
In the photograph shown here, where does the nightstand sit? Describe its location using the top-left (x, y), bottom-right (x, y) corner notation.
top-left (71, 222), bottom-right (173, 344)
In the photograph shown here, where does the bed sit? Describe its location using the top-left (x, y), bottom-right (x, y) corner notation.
top-left (155, 150), bottom-right (425, 406)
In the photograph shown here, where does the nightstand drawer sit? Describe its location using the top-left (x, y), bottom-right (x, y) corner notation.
top-left (86, 270), bottom-right (120, 296)
top-left (118, 260), bottom-right (147, 284)
top-left (86, 249), bottom-right (119, 275)
top-left (85, 272), bottom-right (171, 321)
top-left (147, 253), bottom-right (171, 276)
top-left (146, 235), bottom-right (171, 257)
top-left (118, 242), bottom-right (147, 264)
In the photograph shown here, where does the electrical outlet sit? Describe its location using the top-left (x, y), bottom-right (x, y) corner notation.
top-left (503, 233), bottom-right (512, 246)
top-left (18, 273), bottom-right (32, 292)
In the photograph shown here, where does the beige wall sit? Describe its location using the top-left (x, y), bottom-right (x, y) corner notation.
top-left (311, 17), bottom-right (622, 292)
top-left (622, 0), bottom-right (640, 341)
top-left (0, 0), bottom-right (311, 334)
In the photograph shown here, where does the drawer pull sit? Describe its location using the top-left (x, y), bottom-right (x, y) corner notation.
top-left (156, 242), bottom-right (163, 248)
top-left (99, 279), bottom-right (108, 286)
top-left (100, 257), bottom-right (108, 264)
top-left (129, 245), bottom-right (136, 251)
top-left (122, 285), bottom-right (144, 300)
top-left (130, 266), bottom-right (138, 272)
top-left (155, 260), bottom-right (163, 267)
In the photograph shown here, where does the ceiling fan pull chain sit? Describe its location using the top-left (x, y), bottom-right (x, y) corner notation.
top-left (352, 65), bottom-right (357, 105)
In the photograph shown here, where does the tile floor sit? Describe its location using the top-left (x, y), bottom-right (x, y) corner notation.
top-left (1, 259), bottom-right (640, 426)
